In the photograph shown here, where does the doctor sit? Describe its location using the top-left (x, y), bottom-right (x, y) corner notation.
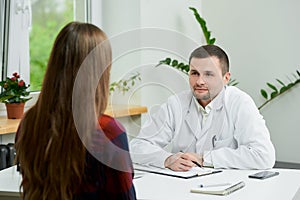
top-left (130, 45), bottom-right (275, 171)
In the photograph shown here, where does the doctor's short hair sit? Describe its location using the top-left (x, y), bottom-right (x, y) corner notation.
top-left (189, 44), bottom-right (229, 75)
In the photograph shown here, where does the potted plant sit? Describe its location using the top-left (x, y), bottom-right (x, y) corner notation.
top-left (0, 72), bottom-right (32, 119)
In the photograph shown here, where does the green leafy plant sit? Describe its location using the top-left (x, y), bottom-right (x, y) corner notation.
top-left (157, 57), bottom-right (190, 75)
top-left (157, 7), bottom-right (215, 72)
top-left (189, 7), bottom-right (216, 45)
top-left (259, 70), bottom-right (300, 110)
top-left (0, 72), bottom-right (32, 104)
top-left (109, 72), bottom-right (141, 95)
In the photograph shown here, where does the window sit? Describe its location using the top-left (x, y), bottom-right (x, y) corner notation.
top-left (30, 0), bottom-right (75, 91)
top-left (0, 0), bottom-right (9, 78)
top-left (1, 0), bottom-right (90, 92)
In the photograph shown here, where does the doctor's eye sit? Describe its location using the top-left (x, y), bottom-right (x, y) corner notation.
top-left (204, 72), bottom-right (214, 77)
top-left (189, 70), bottom-right (199, 76)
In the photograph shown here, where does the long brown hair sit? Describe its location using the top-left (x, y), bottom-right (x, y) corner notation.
top-left (16, 22), bottom-right (112, 200)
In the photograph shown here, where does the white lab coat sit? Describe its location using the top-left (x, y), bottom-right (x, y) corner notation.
top-left (130, 86), bottom-right (276, 169)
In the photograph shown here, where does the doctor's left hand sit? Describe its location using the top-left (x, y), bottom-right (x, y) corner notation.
top-left (164, 152), bottom-right (203, 171)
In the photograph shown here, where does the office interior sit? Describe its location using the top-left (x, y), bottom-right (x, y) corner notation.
top-left (0, 0), bottom-right (300, 171)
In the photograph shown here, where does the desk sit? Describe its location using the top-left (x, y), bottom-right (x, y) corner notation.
top-left (0, 104), bottom-right (147, 143)
top-left (133, 168), bottom-right (300, 200)
top-left (0, 166), bottom-right (21, 200)
top-left (1, 166), bottom-right (300, 200)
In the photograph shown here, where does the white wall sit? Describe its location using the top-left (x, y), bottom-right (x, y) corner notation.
top-left (101, 0), bottom-right (202, 128)
top-left (98, 0), bottom-right (300, 163)
top-left (201, 0), bottom-right (300, 163)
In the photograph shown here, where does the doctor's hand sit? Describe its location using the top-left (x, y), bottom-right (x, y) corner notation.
top-left (164, 152), bottom-right (203, 171)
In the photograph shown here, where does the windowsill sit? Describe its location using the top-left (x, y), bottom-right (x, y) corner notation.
top-left (0, 90), bottom-right (147, 135)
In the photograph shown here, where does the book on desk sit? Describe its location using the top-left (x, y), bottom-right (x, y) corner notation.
top-left (133, 163), bottom-right (222, 179)
top-left (190, 181), bottom-right (245, 195)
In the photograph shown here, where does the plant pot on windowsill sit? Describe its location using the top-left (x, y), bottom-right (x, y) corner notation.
top-left (5, 102), bottom-right (25, 119)
top-left (0, 72), bottom-right (32, 119)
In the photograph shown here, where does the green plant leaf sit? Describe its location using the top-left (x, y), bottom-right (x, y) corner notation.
top-left (276, 79), bottom-right (285, 86)
top-left (209, 38), bottom-right (216, 45)
top-left (266, 83), bottom-right (278, 92)
top-left (260, 89), bottom-right (268, 99)
top-left (228, 78), bottom-right (239, 86)
top-left (184, 65), bottom-right (190, 72)
top-left (171, 60), bottom-right (178, 67)
top-left (158, 58), bottom-right (171, 66)
top-left (109, 72), bottom-right (141, 95)
top-left (270, 91), bottom-right (278, 99)
top-left (279, 86), bottom-right (288, 93)
top-left (164, 58), bottom-right (171, 65)
top-left (258, 72), bottom-right (300, 110)
top-left (287, 82), bottom-right (295, 89)
top-left (178, 63), bottom-right (185, 69)
top-left (189, 7), bottom-right (216, 45)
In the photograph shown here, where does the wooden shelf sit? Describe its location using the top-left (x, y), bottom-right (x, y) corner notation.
top-left (0, 104), bottom-right (147, 135)
top-left (105, 104), bottom-right (148, 118)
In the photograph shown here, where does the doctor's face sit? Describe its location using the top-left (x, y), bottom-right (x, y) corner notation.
top-left (189, 56), bottom-right (230, 107)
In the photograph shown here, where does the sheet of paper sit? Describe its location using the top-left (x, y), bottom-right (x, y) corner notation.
top-left (134, 163), bottom-right (213, 178)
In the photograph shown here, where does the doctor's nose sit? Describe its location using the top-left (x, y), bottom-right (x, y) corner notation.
top-left (196, 75), bottom-right (206, 85)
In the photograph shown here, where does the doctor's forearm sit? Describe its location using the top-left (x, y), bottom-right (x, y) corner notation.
top-left (208, 146), bottom-right (275, 169)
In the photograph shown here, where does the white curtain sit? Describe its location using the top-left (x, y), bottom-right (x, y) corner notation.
top-left (6, 0), bottom-right (31, 82)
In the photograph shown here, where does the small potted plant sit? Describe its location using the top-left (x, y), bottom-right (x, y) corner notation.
top-left (0, 72), bottom-right (32, 119)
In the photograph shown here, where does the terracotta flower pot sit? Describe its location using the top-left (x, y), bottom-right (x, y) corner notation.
top-left (5, 103), bottom-right (25, 119)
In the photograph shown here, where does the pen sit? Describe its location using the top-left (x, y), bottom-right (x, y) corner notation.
top-left (192, 161), bottom-right (203, 168)
top-left (179, 151), bottom-right (203, 168)
top-left (199, 183), bottom-right (231, 188)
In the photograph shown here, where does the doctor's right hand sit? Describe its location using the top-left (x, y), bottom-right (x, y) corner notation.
top-left (164, 152), bottom-right (202, 171)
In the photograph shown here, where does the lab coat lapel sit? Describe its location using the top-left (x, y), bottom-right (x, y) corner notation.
top-left (210, 87), bottom-right (226, 139)
top-left (184, 87), bottom-right (226, 147)
top-left (185, 95), bottom-right (201, 138)
top-left (196, 87), bottom-right (226, 152)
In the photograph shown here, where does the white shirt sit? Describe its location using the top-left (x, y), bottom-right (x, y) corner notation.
top-left (193, 96), bottom-right (212, 127)
top-left (130, 86), bottom-right (276, 169)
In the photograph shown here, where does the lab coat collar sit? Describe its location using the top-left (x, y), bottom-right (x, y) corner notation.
top-left (185, 86), bottom-right (226, 137)
top-left (210, 86), bottom-right (226, 111)
top-left (185, 92), bottom-right (202, 136)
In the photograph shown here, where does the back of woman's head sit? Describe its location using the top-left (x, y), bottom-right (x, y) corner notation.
top-left (16, 21), bottom-right (112, 200)
top-left (42, 21), bottom-right (111, 114)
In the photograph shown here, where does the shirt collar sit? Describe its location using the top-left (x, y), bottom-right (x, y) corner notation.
top-left (193, 96), bottom-right (212, 115)
top-left (192, 85), bottom-right (227, 113)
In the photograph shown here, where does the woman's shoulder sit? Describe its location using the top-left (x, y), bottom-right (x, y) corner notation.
top-left (98, 114), bottom-right (126, 139)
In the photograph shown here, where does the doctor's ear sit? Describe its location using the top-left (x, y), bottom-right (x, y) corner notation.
top-left (223, 72), bottom-right (231, 84)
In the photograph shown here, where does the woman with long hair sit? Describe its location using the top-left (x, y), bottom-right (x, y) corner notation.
top-left (15, 22), bottom-right (136, 200)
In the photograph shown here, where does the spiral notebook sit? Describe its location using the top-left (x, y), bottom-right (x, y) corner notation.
top-left (190, 181), bottom-right (245, 195)
top-left (133, 164), bottom-right (222, 179)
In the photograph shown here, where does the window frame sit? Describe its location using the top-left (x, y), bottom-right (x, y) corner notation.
top-left (2, 0), bottom-right (99, 89)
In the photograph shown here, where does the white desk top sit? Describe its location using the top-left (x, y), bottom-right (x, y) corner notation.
top-left (0, 166), bottom-right (21, 198)
top-left (1, 166), bottom-right (300, 200)
top-left (133, 168), bottom-right (300, 200)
